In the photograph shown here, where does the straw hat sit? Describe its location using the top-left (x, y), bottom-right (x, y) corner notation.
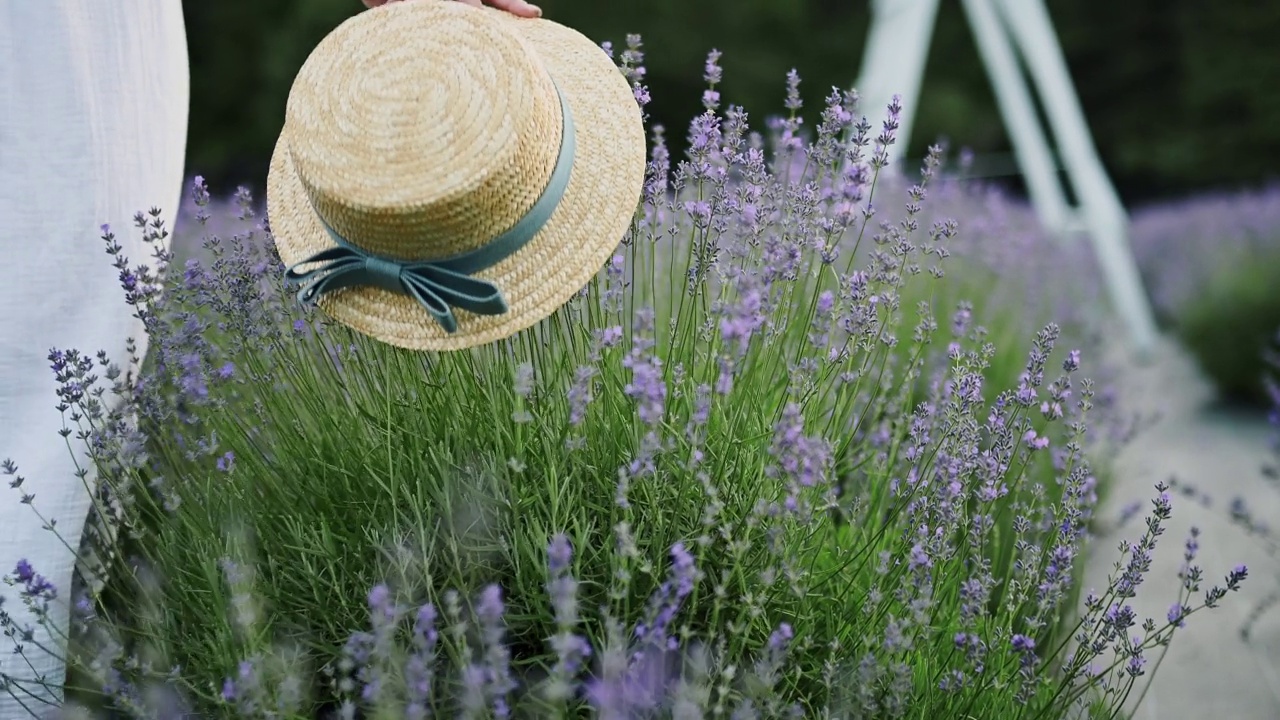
top-left (266, 0), bottom-right (645, 351)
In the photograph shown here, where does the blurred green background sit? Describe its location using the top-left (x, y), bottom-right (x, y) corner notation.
top-left (184, 0), bottom-right (1279, 203)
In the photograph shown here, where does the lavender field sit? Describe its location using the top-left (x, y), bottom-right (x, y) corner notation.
top-left (3, 44), bottom-right (1279, 720)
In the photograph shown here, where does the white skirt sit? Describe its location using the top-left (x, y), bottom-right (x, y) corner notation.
top-left (0, 1), bottom-right (188, 715)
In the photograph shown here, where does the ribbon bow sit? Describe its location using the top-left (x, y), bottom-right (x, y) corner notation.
top-left (285, 244), bottom-right (508, 334)
top-left (284, 82), bottom-right (576, 335)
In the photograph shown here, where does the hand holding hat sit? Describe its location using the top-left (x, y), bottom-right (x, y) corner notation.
top-left (269, 0), bottom-right (645, 351)
top-left (361, 0), bottom-right (542, 19)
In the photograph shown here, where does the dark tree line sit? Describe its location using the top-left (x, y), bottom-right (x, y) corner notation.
top-left (183, 0), bottom-right (1280, 203)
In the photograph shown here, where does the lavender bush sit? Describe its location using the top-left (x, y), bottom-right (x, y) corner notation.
top-left (2, 40), bottom-right (1248, 719)
top-left (1130, 185), bottom-right (1280, 406)
top-left (1212, 328), bottom-right (1280, 640)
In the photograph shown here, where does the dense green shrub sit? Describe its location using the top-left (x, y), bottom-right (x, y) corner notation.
top-left (1177, 251), bottom-right (1280, 406)
top-left (1131, 185), bottom-right (1280, 407)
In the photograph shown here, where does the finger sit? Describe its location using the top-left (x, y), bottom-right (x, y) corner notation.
top-left (484, 0), bottom-right (543, 18)
top-left (361, 0), bottom-right (389, 7)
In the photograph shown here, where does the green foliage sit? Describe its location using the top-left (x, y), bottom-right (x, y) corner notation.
top-left (55, 108), bottom-right (1157, 717)
top-left (897, 255), bottom-right (1050, 408)
top-left (1176, 250), bottom-right (1280, 407)
top-left (20, 29), bottom-right (1242, 716)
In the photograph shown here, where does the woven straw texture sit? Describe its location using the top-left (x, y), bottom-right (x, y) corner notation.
top-left (267, 0), bottom-right (645, 351)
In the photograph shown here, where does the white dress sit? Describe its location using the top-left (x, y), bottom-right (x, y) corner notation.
top-left (0, 2), bottom-right (188, 715)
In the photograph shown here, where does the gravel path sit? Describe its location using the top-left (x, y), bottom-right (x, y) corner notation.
top-left (1086, 335), bottom-right (1280, 719)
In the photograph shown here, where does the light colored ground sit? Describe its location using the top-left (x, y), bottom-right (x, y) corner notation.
top-left (1086, 335), bottom-right (1280, 719)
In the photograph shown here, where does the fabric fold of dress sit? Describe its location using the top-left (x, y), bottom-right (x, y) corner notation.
top-left (0, 2), bottom-right (189, 716)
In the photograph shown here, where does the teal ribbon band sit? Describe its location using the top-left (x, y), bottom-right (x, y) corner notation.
top-left (285, 83), bottom-right (577, 334)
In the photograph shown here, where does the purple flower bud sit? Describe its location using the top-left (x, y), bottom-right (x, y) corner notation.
top-left (908, 543), bottom-right (932, 572)
top-left (13, 558), bottom-right (34, 584)
top-left (216, 451), bottom-right (235, 473)
top-left (1125, 651), bottom-right (1147, 678)
top-left (703, 49), bottom-right (723, 85)
top-left (1227, 564), bottom-right (1248, 590)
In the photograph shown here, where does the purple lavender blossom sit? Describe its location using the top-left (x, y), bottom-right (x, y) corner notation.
top-left (622, 310), bottom-right (667, 426)
top-left (406, 602), bottom-right (439, 718)
top-left (475, 584), bottom-right (516, 717)
top-left (28, 50), bottom-right (1257, 720)
top-left (216, 451), bottom-right (235, 473)
top-left (634, 543), bottom-right (699, 654)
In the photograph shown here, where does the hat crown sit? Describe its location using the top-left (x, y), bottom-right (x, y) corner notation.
top-left (283, 2), bottom-right (563, 261)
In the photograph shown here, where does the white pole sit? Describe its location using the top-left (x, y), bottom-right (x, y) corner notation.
top-left (958, 0), bottom-right (1072, 236)
top-left (853, 0), bottom-right (941, 171)
top-left (854, 0), bottom-right (1159, 357)
top-left (993, 0), bottom-right (1159, 356)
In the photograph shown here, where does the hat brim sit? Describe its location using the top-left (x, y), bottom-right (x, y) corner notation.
top-left (266, 6), bottom-right (645, 352)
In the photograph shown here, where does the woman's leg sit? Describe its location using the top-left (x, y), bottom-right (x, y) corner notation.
top-left (0, 1), bottom-right (188, 714)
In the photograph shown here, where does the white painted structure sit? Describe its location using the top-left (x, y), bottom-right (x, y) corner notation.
top-left (0, 2), bottom-right (189, 716)
top-left (856, 0), bottom-right (1158, 357)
